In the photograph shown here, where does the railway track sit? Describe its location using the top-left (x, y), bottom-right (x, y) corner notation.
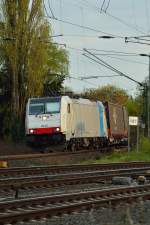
top-left (1, 161), bottom-right (150, 178)
top-left (0, 184), bottom-right (150, 224)
top-left (0, 146), bottom-right (126, 160)
top-left (0, 167), bottom-right (150, 197)
top-left (0, 147), bottom-right (127, 167)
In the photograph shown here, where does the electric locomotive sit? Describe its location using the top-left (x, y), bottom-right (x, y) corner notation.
top-left (25, 96), bottom-right (64, 146)
top-left (25, 96), bottom-right (108, 149)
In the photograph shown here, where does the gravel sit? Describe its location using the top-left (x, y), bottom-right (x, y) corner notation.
top-left (0, 182), bottom-right (116, 200)
top-left (14, 200), bottom-right (150, 225)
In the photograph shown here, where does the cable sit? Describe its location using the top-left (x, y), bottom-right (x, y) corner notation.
top-left (100, 0), bottom-right (106, 12)
top-left (83, 53), bottom-right (120, 75)
top-left (93, 54), bottom-right (148, 65)
top-left (86, 48), bottom-right (140, 56)
top-left (102, 11), bottom-right (146, 35)
top-left (44, 0), bottom-right (146, 38)
top-left (43, 0), bottom-right (51, 18)
top-left (48, 0), bottom-right (55, 18)
top-left (135, 37), bottom-right (150, 42)
top-left (83, 49), bottom-right (143, 86)
top-left (49, 72), bottom-right (98, 87)
top-left (92, 53), bottom-right (138, 57)
top-left (77, 0), bottom-right (146, 35)
top-left (59, 34), bottom-right (100, 37)
top-left (68, 76), bottom-right (97, 86)
top-left (80, 74), bottom-right (120, 79)
top-left (49, 0), bottom-right (147, 37)
top-left (125, 39), bottom-right (150, 46)
top-left (105, 0), bottom-right (111, 12)
top-left (100, 0), bottom-right (111, 13)
top-left (76, 0), bottom-right (146, 35)
top-left (65, 46), bottom-right (83, 52)
top-left (44, 15), bottom-right (124, 38)
top-left (75, 0), bottom-right (101, 12)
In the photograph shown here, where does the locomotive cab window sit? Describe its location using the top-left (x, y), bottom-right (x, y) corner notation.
top-left (45, 102), bottom-right (60, 114)
top-left (29, 104), bottom-right (44, 115)
top-left (67, 104), bottom-right (71, 113)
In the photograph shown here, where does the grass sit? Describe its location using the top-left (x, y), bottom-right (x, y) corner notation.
top-left (81, 137), bottom-right (150, 164)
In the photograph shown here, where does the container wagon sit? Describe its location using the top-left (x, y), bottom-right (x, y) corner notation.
top-left (104, 102), bottom-right (128, 144)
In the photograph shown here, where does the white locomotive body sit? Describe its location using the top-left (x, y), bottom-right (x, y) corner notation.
top-left (25, 96), bottom-right (108, 149)
top-left (25, 97), bottom-right (64, 145)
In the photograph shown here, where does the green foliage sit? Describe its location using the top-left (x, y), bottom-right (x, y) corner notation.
top-left (0, 0), bottom-right (69, 140)
top-left (82, 84), bottom-right (129, 105)
top-left (82, 84), bottom-right (144, 118)
top-left (125, 97), bottom-right (141, 116)
top-left (43, 45), bottom-right (69, 95)
top-left (2, 110), bottom-right (24, 141)
top-left (139, 137), bottom-right (150, 153)
top-left (81, 138), bottom-right (150, 164)
top-left (136, 80), bottom-right (148, 129)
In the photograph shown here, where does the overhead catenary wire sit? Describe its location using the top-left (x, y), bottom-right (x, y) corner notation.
top-left (92, 53), bottom-right (138, 57)
top-left (48, 0), bottom-right (55, 18)
top-left (62, 45), bottom-right (145, 64)
top-left (42, 1), bottom-right (146, 90)
top-left (75, 0), bottom-right (146, 35)
top-left (125, 39), bottom-right (150, 46)
top-left (44, 13), bottom-right (124, 38)
top-left (83, 53), bottom-right (121, 75)
top-left (86, 48), bottom-right (140, 56)
top-left (48, 72), bottom-right (98, 87)
top-left (93, 54), bottom-right (148, 65)
top-left (100, 0), bottom-right (111, 13)
top-left (69, 0), bottom-right (106, 13)
top-left (43, 0), bottom-right (146, 39)
top-left (44, 0), bottom-right (148, 43)
top-left (105, 0), bottom-right (111, 12)
top-left (83, 49), bottom-right (143, 86)
top-left (83, 52), bottom-right (143, 86)
top-left (43, 0), bottom-right (51, 19)
top-left (101, 11), bottom-right (146, 35)
top-left (80, 74), bottom-right (120, 79)
top-left (100, 0), bottom-right (106, 12)
top-left (68, 76), bottom-right (97, 87)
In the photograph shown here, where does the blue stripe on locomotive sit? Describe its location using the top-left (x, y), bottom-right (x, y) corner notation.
top-left (97, 101), bottom-right (107, 137)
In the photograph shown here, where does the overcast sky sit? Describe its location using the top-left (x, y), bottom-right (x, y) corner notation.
top-left (44, 0), bottom-right (150, 95)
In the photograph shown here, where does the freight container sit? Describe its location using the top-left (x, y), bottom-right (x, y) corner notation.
top-left (104, 102), bottom-right (128, 142)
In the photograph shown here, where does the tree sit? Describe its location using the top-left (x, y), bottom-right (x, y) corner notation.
top-left (0, 0), bottom-right (69, 140)
top-left (82, 84), bottom-right (129, 105)
top-left (43, 45), bottom-right (69, 96)
top-left (134, 78), bottom-right (148, 130)
top-left (125, 97), bottom-right (141, 116)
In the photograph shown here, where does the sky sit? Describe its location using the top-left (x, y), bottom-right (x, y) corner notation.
top-left (44, 0), bottom-right (150, 96)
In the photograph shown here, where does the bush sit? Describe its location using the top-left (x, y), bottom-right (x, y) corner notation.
top-left (139, 137), bottom-right (150, 153)
top-left (1, 107), bottom-right (24, 142)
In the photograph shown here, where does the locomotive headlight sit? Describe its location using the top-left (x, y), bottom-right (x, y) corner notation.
top-left (42, 116), bottom-right (47, 121)
top-left (56, 127), bottom-right (60, 132)
top-left (29, 129), bottom-right (34, 134)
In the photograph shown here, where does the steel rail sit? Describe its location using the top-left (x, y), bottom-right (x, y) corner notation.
top-left (0, 146), bottom-right (126, 161)
top-left (0, 185), bottom-right (150, 224)
top-left (0, 166), bottom-right (150, 184)
top-left (0, 168), bottom-right (150, 192)
top-left (1, 161), bottom-right (150, 177)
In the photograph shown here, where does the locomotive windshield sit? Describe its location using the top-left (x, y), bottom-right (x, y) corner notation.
top-left (29, 104), bottom-right (44, 115)
top-left (45, 102), bottom-right (60, 114)
top-left (29, 97), bottom-right (60, 115)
